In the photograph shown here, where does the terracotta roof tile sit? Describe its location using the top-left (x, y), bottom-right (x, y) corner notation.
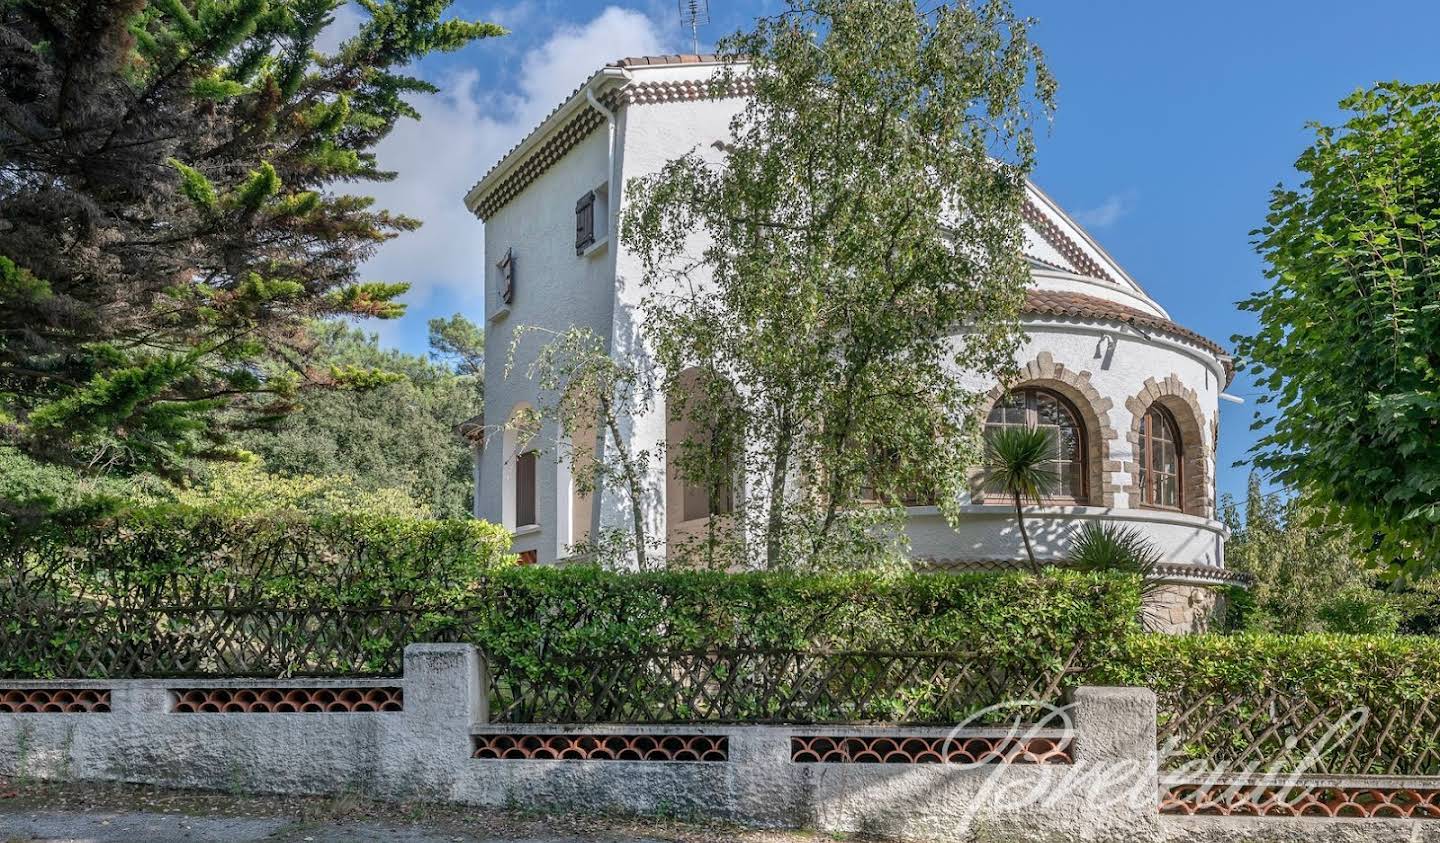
top-left (1023, 289), bottom-right (1230, 362)
top-left (607, 54), bottom-right (726, 68)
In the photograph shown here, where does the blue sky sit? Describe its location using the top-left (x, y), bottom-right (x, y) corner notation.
top-left (348, 0), bottom-right (1440, 507)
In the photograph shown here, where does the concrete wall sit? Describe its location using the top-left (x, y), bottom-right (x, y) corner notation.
top-left (9, 652), bottom-right (1437, 840)
top-left (1, 645), bottom-right (1164, 843)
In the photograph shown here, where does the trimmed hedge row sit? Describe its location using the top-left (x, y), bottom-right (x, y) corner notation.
top-left (1, 507), bottom-right (1141, 723)
top-left (0, 507), bottom-right (515, 678)
top-left (1095, 633), bottom-right (1440, 774)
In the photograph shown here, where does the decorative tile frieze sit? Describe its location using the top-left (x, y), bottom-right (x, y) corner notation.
top-left (472, 732), bottom-right (728, 761)
top-left (791, 734), bottom-right (1072, 764)
top-left (170, 687), bottom-right (403, 713)
top-left (1161, 783), bottom-right (1440, 819)
top-left (0, 689), bottom-right (110, 713)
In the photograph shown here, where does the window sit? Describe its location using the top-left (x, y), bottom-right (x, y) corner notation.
top-left (984, 388), bottom-right (1087, 503)
top-left (515, 450), bottom-right (538, 527)
top-left (1138, 405), bottom-right (1181, 510)
top-left (682, 473), bottom-right (734, 522)
top-left (575, 191), bottom-right (595, 255)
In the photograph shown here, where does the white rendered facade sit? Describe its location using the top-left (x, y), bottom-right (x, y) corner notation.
top-left (463, 56), bottom-right (1237, 589)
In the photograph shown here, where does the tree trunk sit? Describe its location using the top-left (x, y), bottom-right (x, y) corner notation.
top-left (764, 429), bottom-right (793, 569)
top-left (1013, 490), bottom-right (1042, 576)
top-left (603, 408), bottom-right (648, 571)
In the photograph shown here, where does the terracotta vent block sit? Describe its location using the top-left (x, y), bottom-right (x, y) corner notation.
top-left (0, 689), bottom-right (111, 713)
top-left (472, 733), bottom-right (728, 762)
top-left (170, 687), bottom-right (403, 713)
top-left (790, 735), bottom-right (1072, 764)
top-left (1161, 784), bottom-right (1440, 819)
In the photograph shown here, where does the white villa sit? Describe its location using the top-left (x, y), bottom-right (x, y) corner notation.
top-left (462, 55), bottom-right (1244, 628)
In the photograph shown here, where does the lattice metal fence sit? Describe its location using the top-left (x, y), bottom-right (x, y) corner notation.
top-left (1157, 686), bottom-right (1440, 776)
top-left (485, 646), bottom-right (1084, 725)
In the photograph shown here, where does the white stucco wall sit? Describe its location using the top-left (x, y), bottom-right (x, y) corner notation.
top-left (469, 62), bottom-right (1230, 573)
top-left (477, 121), bottom-right (615, 563)
top-left (607, 83), bottom-right (744, 565)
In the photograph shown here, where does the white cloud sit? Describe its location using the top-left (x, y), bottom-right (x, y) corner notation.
top-left (354, 7), bottom-right (669, 316)
top-left (1073, 190), bottom-right (1138, 229)
top-left (315, 2), bottom-right (364, 54)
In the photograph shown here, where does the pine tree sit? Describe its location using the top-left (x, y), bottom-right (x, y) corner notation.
top-left (0, 0), bottom-right (502, 476)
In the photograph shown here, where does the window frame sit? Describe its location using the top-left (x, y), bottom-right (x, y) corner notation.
top-left (982, 387), bottom-right (1090, 505)
top-left (1137, 404), bottom-right (1183, 512)
top-left (514, 449), bottom-right (539, 528)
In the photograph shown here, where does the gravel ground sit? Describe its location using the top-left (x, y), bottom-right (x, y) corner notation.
top-left (0, 779), bottom-right (847, 843)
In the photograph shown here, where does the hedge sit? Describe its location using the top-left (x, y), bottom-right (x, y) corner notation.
top-left (0, 507), bottom-right (1141, 723)
top-left (0, 506), bottom-right (516, 678)
top-left (1094, 633), bottom-right (1440, 775)
top-left (464, 566), bottom-right (1140, 722)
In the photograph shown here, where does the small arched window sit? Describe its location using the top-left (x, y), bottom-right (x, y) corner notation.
top-left (984, 388), bottom-right (1087, 503)
top-left (1138, 405), bottom-right (1182, 510)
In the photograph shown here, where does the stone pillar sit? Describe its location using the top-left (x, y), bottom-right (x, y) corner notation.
top-left (387, 643), bottom-right (486, 798)
top-left (1070, 686), bottom-right (1159, 842)
top-left (402, 643), bottom-right (487, 728)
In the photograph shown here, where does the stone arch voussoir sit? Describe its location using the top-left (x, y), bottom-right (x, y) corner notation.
top-left (975, 351), bottom-right (1119, 507)
top-left (1124, 374), bottom-right (1213, 518)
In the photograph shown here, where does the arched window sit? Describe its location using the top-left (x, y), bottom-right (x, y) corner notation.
top-left (1138, 405), bottom-right (1182, 510)
top-left (984, 388), bottom-right (1087, 503)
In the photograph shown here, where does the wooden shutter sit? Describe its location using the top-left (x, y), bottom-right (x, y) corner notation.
top-left (497, 248), bottom-right (514, 305)
top-left (575, 191), bottom-right (595, 255)
top-left (515, 451), bottom-right (537, 527)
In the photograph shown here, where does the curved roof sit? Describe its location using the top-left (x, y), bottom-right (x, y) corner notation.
top-left (1023, 289), bottom-right (1232, 381)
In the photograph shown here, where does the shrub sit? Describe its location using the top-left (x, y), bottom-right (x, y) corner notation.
top-left (0, 506), bottom-right (515, 677)
top-left (1, 509), bottom-right (1140, 722)
top-left (469, 567), bottom-right (1142, 723)
top-left (1094, 633), bottom-right (1440, 774)
top-left (1315, 588), bottom-right (1403, 635)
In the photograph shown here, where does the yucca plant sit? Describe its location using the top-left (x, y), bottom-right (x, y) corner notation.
top-left (983, 426), bottom-right (1059, 575)
top-left (1070, 521), bottom-right (1166, 630)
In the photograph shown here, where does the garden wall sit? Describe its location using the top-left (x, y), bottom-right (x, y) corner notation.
top-left (0, 644), bottom-right (1161, 843)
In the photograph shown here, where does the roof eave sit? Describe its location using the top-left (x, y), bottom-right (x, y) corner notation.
top-left (463, 67), bottom-right (632, 214)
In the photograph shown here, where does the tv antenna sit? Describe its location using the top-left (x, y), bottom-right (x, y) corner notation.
top-left (679, 0), bottom-right (709, 53)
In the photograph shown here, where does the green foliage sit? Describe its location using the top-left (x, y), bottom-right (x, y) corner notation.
top-left (983, 426), bottom-right (1059, 573)
top-left (1095, 633), bottom-right (1440, 774)
top-left (1237, 82), bottom-right (1440, 573)
top-left (1316, 588), bottom-right (1403, 635)
top-left (1069, 522), bottom-right (1162, 572)
top-left (428, 313), bottom-right (485, 379)
top-left (0, 0), bottom-right (504, 477)
top-left (0, 504), bottom-right (518, 634)
top-left (232, 321), bottom-right (482, 518)
top-left (174, 461), bottom-right (434, 519)
top-left (1221, 476), bottom-right (1372, 633)
top-left (1069, 522), bottom-right (1166, 631)
top-left (1, 509), bottom-right (1139, 722)
top-left (623, 0), bottom-right (1052, 569)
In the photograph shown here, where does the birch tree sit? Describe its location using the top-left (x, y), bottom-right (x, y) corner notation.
top-left (624, 0), bottom-right (1053, 569)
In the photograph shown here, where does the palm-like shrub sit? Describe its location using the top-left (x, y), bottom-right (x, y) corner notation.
top-left (1070, 521), bottom-right (1162, 573)
top-left (983, 426), bottom-right (1059, 575)
top-left (1070, 521), bottom-right (1166, 630)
